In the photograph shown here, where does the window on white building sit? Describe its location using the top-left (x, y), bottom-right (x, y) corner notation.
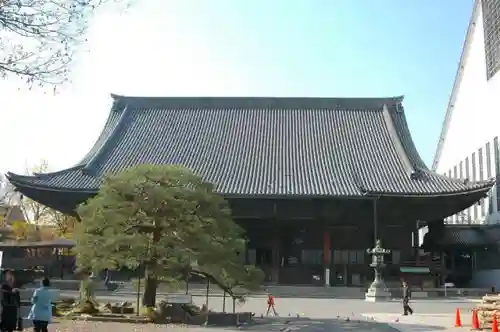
top-left (479, 147), bottom-right (486, 217)
top-left (495, 137), bottom-right (500, 212)
top-left (465, 156), bottom-right (470, 180)
top-left (486, 142), bottom-right (492, 178)
top-left (482, 0), bottom-right (500, 80)
top-left (472, 153), bottom-right (479, 220)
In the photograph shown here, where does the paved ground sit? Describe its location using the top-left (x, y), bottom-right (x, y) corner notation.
top-left (22, 294), bottom-right (477, 332)
top-left (40, 318), bottom-right (400, 332)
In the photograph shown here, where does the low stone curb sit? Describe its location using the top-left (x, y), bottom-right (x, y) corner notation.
top-left (64, 315), bottom-right (151, 324)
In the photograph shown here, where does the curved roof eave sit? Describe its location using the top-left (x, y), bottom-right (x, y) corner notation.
top-left (363, 179), bottom-right (493, 198)
top-left (432, 0), bottom-right (480, 171)
top-left (5, 171), bottom-right (98, 194)
top-left (4, 171), bottom-right (494, 198)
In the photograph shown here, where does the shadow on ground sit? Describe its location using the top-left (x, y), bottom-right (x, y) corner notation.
top-left (19, 318), bottom-right (61, 330)
top-left (209, 317), bottom-right (447, 332)
top-left (20, 306), bottom-right (61, 329)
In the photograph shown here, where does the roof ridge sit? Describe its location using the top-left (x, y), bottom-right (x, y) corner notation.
top-left (110, 94), bottom-right (405, 111)
top-left (76, 104), bottom-right (123, 167)
top-left (381, 104), bottom-right (415, 174)
top-left (389, 104), bottom-right (430, 170)
top-left (111, 93), bottom-right (405, 101)
top-left (83, 104), bottom-right (133, 173)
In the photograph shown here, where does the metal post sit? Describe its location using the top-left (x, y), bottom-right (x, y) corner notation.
top-left (373, 198), bottom-right (378, 243)
top-left (205, 279), bottom-right (210, 307)
top-left (136, 277), bottom-right (141, 316)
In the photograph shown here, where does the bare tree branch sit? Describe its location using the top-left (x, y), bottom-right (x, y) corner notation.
top-left (0, 0), bottom-right (130, 89)
top-left (0, 173), bottom-right (18, 205)
top-left (18, 159), bottom-right (51, 222)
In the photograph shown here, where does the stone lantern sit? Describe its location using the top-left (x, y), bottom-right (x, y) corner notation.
top-left (365, 239), bottom-right (391, 302)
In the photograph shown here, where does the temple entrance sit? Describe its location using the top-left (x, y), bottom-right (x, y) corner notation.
top-left (255, 248), bottom-right (272, 265)
top-left (277, 225), bottom-right (324, 285)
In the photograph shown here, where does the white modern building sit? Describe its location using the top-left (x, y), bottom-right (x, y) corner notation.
top-left (433, 0), bottom-right (500, 225)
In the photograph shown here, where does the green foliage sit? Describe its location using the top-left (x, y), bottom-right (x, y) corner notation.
top-left (73, 164), bottom-right (259, 303)
top-left (131, 277), bottom-right (184, 293)
top-left (199, 264), bottom-right (264, 300)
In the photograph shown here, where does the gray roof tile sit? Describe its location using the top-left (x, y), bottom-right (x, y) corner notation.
top-left (6, 95), bottom-right (494, 197)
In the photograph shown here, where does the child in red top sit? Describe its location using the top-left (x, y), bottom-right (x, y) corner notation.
top-left (266, 292), bottom-right (278, 316)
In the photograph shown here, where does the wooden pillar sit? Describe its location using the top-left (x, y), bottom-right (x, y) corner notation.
top-left (440, 250), bottom-right (446, 286)
top-left (270, 203), bottom-right (280, 284)
top-left (271, 236), bottom-right (280, 284)
top-left (323, 230), bottom-right (331, 287)
top-left (413, 221), bottom-right (420, 259)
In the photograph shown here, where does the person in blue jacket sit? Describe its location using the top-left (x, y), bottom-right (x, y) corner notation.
top-left (28, 277), bottom-right (53, 332)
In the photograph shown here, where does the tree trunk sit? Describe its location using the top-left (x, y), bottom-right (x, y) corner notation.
top-left (142, 228), bottom-right (161, 308)
top-left (142, 267), bottom-right (157, 307)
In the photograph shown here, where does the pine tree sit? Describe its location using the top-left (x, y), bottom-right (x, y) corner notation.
top-left (73, 164), bottom-right (262, 307)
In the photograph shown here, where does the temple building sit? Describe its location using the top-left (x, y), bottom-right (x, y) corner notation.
top-left (6, 95), bottom-right (493, 286)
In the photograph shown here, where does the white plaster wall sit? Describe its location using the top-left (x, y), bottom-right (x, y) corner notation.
top-left (418, 226), bottom-right (428, 246)
top-left (437, 2), bottom-right (500, 173)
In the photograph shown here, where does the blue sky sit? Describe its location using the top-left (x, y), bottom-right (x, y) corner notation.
top-left (0, 0), bottom-right (474, 172)
top-left (180, 0), bottom-right (474, 165)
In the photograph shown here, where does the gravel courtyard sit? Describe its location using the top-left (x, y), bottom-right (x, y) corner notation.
top-left (20, 297), bottom-right (475, 332)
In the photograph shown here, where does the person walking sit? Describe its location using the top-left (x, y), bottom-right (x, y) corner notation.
top-left (0, 270), bottom-right (21, 332)
top-left (402, 281), bottom-right (413, 316)
top-left (104, 268), bottom-right (110, 286)
top-left (28, 277), bottom-right (53, 332)
top-left (266, 291), bottom-right (278, 316)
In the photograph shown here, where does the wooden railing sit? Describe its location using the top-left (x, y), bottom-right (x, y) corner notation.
top-left (401, 259), bottom-right (443, 268)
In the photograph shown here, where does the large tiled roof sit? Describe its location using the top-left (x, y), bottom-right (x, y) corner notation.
top-left (6, 95), bottom-right (494, 197)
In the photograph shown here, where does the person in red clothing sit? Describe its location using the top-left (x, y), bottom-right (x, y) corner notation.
top-left (266, 291), bottom-right (278, 316)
